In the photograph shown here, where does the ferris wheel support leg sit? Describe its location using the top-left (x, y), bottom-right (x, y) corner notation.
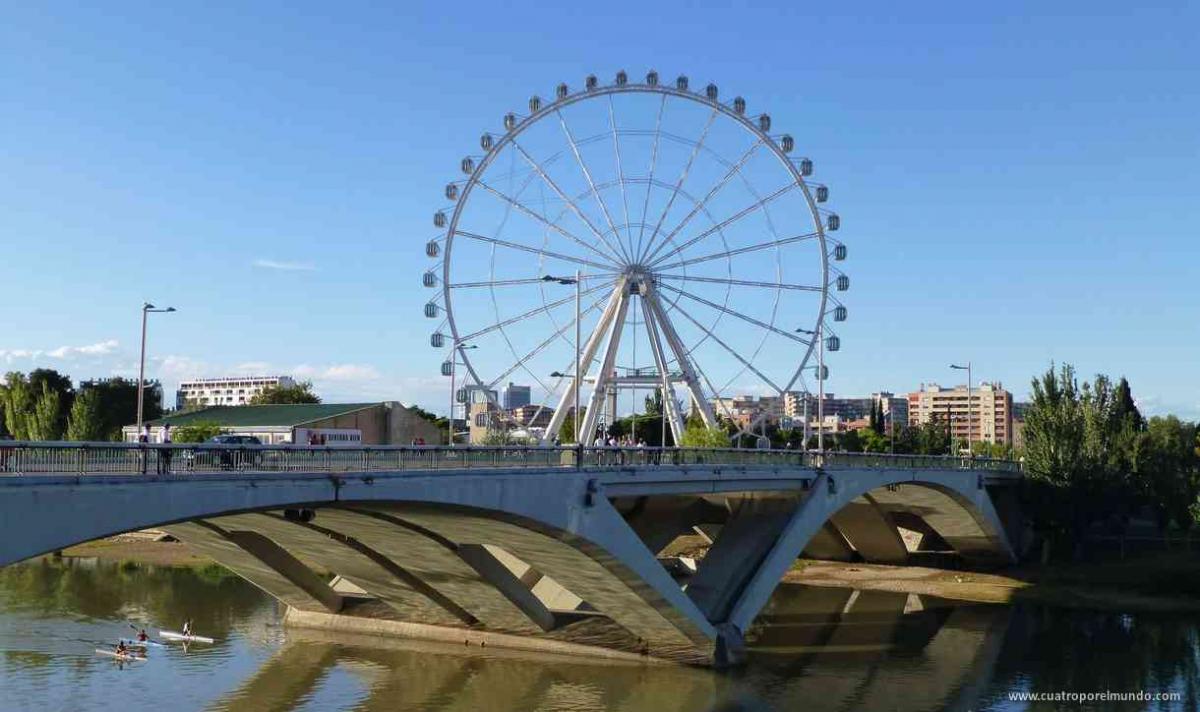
top-left (577, 291), bottom-right (631, 445)
top-left (643, 286), bottom-right (721, 431)
top-left (639, 296), bottom-right (687, 446)
top-left (541, 280), bottom-right (627, 445)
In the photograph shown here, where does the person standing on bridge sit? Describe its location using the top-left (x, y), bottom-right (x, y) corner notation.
top-left (157, 423), bottom-right (172, 475)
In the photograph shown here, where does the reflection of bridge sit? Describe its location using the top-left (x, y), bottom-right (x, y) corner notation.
top-left (0, 443), bottom-right (1022, 666)
top-left (211, 585), bottom-right (1011, 711)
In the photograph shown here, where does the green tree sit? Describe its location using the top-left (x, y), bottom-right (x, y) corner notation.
top-left (249, 381), bottom-right (320, 405)
top-left (172, 421), bottom-right (226, 443)
top-left (27, 383), bottom-right (63, 441)
top-left (679, 420), bottom-right (731, 448)
top-left (29, 369), bottom-right (74, 437)
top-left (66, 388), bottom-right (105, 441)
top-left (558, 409), bottom-right (578, 444)
top-left (0, 371), bottom-right (75, 440)
top-left (643, 390), bottom-right (663, 416)
top-left (859, 427), bottom-right (889, 453)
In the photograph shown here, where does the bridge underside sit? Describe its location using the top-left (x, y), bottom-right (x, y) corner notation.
top-left (0, 466), bottom-right (1016, 666)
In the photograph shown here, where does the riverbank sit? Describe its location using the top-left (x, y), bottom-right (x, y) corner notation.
top-left (57, 536), bottom-right (212, 568)
top-left (787, 555), bottom-right (1200, 612)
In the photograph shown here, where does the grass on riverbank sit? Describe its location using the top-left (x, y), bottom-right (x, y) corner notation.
top-left (788, 554), bottom-right (1200, 613)
top-left (57, 538), bottom-right (212, 568)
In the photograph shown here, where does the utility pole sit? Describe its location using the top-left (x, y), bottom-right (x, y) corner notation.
top-left (136, 303), bottom-right (176, 435)
top-left (951, 362), bottom-right (972, 456)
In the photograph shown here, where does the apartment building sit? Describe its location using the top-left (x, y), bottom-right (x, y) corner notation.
top-left (175, 376), bottom-right (297, 409)
top-left (907, 382), bottom-right (1014, 446)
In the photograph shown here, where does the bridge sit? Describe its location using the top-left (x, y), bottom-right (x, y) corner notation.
top-left (0, 443), bottom-right (1022, 666)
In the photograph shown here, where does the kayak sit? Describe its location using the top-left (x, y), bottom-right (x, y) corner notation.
top-left (121, 638), bottom-right (165, 648)
top-left (96, 649), bottom-right (148, 662)
top-left (159, 630), bottom-right (215, 644)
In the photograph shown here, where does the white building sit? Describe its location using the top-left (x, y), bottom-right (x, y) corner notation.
top-left (176, 376), bottom-right (297, 409)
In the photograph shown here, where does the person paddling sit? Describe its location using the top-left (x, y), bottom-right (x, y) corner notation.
top-left (137, 629), bottom-right (148, 643)
top-left (182, 620), bottom-right (192, 637)
top-left (115, 641), bottom-right (129, 656)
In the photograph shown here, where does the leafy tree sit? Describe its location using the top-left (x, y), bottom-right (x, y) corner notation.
top-left (75, 378), bottom-right (160, 441)
top-left (249, 381), bottom-right (320, 405)
top-left (28, 383), bottom-right (63, 441)
top-left (171, 421), bottom-right (226, 443)
top-left (0, 370), bottom-right (75, 440)
top-left (66, 388), bottom-right (106, 441)
top-left (836, 429), bottom-right (863, 453)
top-left (644, 390), bottom-right (663, 416)
top-left (859, 427), bottom-right (889, 453)
top-left (679, 420), bottom-right (732, 448)
top-left (558, 409), bottom-right (578, 444)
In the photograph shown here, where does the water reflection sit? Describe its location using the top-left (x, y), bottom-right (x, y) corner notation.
top-left (2, 558), bottom-right (1199, 711)
top-left (208, 584), bottom-right (1009, 712)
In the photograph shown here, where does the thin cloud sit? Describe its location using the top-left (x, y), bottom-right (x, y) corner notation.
top-left (253, 259), bottom-right (317, 272)
top-left (2, 340), bottom-right (120, 362)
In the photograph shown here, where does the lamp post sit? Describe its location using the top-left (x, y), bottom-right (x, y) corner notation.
top-left (543, 272), bottom-right (581, 444)
top-left (448, 343), bottom-right (478, 445)
top-left (136, 303), bottom-right (176, 436)
top-left (950, 362), bottom-right (972, 456)
top-left (796, 324), bottom-right (825, 455)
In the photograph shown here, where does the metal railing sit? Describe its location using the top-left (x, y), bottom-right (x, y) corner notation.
top-left (0, 442), bottom-right (1023, 477)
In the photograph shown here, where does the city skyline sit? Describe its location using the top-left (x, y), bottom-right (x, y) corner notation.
top-left (2, 2), bottom-right (1196, 420)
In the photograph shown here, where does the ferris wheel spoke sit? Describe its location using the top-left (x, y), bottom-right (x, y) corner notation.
top-left (509, 138), bottom-right (628, 264)
top-left (654, 231), bottom-right (820, 272)
top-left (655, 274), bottom-right (823, 292)
top-left (641, 138), bottom-right (766, 266)
top-left (608, 95), bottom-right (634, 256)
top-left (459, 279), bottom-right (616, 342)
top-left (638, 107), bottom-right (719, 264)
top-left (657, 282), bottom-right (811, 345)
top-left (665, 300), bottom-right (784, 393)
top-left (635, 93), bottom-right (668, 261)
top-left (555, 110), bottom-right (631, 264)
top-left (485, 293), bottom-right (611, 390)
top-left (454, 230), bottom-right (616, 271)
top-left (646, 183), bottom-right (796, 269)
top-left (451, 274), bottom-right (614, 289)
top-left (475, 179), bottom-right (621, 268)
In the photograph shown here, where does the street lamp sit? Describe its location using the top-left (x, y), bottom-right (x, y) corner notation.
top-left (137, 303), bottom-right (176, 436)
top-left (950, 362), bottom-right (972, 456)
top-left (796, 325), bottom-right (824, 455)
top-left (448, 343), bottom-right (478, 446)
top-left (544, 272), bottom-right (581, 445)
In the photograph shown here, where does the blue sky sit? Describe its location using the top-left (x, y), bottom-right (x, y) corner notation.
top-left (1, 1), bottom-right (1196, 418)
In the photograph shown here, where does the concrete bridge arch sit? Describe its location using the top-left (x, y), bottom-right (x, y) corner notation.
top-left (0, 462), bottom-right (1016, 665)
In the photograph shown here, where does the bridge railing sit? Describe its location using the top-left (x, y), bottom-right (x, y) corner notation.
top-left (0, 442), bottom-right (1022, 476)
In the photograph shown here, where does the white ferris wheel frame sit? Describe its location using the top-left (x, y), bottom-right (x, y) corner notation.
top-left (433, 75), bottom-right (839, 445)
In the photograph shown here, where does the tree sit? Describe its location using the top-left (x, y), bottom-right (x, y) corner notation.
top-left (644, 390), bottom-right (663, 416)
top-left (249, 381), bottom-right (320, 405)
top-left (679, 420), bottom-right (732, 448)
top-left (172, 421), bottom-right (226, 443)
top-left (859, 427), bottom-right (889, 453)
top-left (29, 369), bottom-right (74, 437)
top-left (66, 388), bottom-right (105, 441)
top-left (0, 370), bottom-right (75, 440)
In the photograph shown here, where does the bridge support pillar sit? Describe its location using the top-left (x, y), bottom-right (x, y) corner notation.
top-left (163, 521), bottom-right (344, 613)
top-left (829, 495), bottom-right (909, 564)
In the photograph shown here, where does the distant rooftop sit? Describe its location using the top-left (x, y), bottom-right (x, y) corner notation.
top-left (146, 403), bottom-right (377, 428)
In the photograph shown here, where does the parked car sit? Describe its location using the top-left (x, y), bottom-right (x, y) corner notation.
top-left (186, 434), bottom-right (264, 470)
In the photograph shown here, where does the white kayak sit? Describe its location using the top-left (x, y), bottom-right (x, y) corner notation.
top-left (159, 630), bottom-right (215, 644)
top-left (121, 638), bottom-right (165, 648)
top-left (96, 649), bottom-right (148, 662)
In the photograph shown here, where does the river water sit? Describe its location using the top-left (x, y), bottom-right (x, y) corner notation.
top-left (1, 558), bottom-right (1197, 711)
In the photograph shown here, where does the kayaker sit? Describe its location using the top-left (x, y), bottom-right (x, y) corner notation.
top-left (115, 641), bottom-right (128, 655)
top-left (137, 629), bottom-right (148, 643)
top-left (182, 620), bottom-right (192, 637)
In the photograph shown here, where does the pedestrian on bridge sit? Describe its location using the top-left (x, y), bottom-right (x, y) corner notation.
top-left (157, 423), bottom-right (172, 475)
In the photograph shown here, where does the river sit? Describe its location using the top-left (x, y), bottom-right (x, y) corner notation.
top-left (1, 557), bottom-right (1197, 711)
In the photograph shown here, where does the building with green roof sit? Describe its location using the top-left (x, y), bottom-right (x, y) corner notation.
top-left (121, 401), bottom-right (441, 445)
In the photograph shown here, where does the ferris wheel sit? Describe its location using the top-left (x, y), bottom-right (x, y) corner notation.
top-left (423, 70), bottom-right (848, 445)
